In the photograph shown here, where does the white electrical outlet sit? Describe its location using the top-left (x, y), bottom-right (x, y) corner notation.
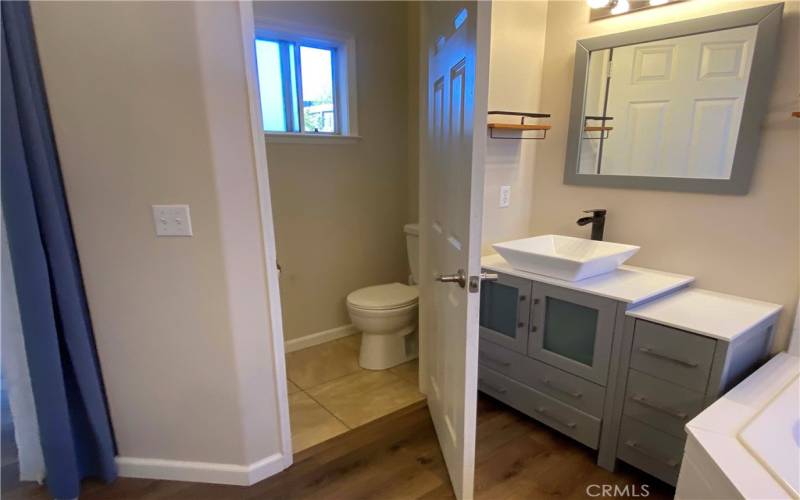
top-left (499, 185), bottom-right (511, 208)
top-left (152, 205), bottom-right (193, 237)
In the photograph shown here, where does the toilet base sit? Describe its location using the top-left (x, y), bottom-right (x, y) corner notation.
top-left (359, 326), bottom-right (417, 370)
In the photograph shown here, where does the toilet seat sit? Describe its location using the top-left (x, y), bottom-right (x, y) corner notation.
top-left (346, 283), bottom-right (418, 311)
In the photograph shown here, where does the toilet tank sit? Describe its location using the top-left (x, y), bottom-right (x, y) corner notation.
top-left (403, 223), bottom-right (419, 285)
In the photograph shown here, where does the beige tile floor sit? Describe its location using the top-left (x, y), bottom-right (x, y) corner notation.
top-left (286, 335), bottom-right (422, 452)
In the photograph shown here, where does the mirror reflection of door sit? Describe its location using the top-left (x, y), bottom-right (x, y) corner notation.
top-left (582, 25), bottom-right (757, 179)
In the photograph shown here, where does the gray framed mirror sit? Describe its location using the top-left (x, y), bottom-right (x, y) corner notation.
top-left (563, 3), bottom-right (783, 195)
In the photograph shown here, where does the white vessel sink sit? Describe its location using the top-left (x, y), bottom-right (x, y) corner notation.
top-left (492, 234), bottom-right (640, 281)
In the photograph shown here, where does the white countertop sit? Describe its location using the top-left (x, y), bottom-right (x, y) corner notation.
top-left (481, 254), bottom-right (694, 306)
top-left (626, 288), bottom-right (782, 342)
top-left (679, 353), bottom-right (800, 499)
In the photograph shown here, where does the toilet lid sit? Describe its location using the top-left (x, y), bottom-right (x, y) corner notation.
top-left (347, 283), bottom-right (418, 310)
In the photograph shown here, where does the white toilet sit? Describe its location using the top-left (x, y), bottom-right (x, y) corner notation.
top-left (346, 223), bottom-right (419, 370)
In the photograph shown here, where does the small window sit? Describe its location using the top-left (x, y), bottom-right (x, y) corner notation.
top-left (255, 38), bottom-right (338, 134)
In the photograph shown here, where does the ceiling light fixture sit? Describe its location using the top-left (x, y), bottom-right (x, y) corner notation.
top-left (610, 0), bottom-right (631, 15)
top-left (587, 0), bottom-right (612, 8)
top-left (589, 0), bottom-right (680, 20)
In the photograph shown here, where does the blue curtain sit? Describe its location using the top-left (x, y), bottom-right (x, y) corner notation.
top-left (1, 2), bottom-right (117, 498)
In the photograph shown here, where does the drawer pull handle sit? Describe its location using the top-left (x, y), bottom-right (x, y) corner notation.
top-left (624, 440), bottom-right (679, 468)
top-left (534, 407), bottom-right (577, 429)
top-left (638, 346), bottom-right (698, 368)
top-left (541, 378), bottom-right (583, 399)
top-left (479, 379), bottom-right (508, 394)
top-left (630, 394), bottom-right (688, 419)
top-left (479, 354), bottom-right (511, 367)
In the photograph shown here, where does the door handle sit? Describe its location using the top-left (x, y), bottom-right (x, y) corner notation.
top-left (630, 394), bottom-right (688, 419)
top-left (624, 440), bottom-right (679, 468)
top-left (638, 346), bottom-right (698, 367)
top-left (534, 407), bottom-right (577, 429)
top-left (436, 269), bottom-right (466, 288)
top-left (478, 378), bottom-right (508, 394)
top-left (541, 378), bottom-right (583, 399)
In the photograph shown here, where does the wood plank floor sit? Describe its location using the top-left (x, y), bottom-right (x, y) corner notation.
top-left (5, 394), bottom-right (674, 499)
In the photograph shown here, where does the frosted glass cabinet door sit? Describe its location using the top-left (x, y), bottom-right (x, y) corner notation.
top-left (528, 283), bottom-right (617, 384)
top-left (479, 272), bottom-right (533, 354)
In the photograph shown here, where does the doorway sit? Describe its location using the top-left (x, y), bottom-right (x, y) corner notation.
top-left (251, 0), bottom-right (425, 454)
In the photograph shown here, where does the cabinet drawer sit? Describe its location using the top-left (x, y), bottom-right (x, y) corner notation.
top-left (623, 369), bottom-right (705, 438)
top-left (630, 320), bottom-right (715, 392)
top-left (478, 365), bottom-right (601, 449)
top-left (479, 340), bottom-right (605, 417)
top-left (617, 416), bottom-right (684, 486)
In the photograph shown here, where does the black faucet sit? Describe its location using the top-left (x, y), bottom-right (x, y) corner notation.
top-left (577, 209), bottom-right (607, 241)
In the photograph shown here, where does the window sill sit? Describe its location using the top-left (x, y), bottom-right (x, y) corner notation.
top-left (264, 132), bottom-right (362, 145)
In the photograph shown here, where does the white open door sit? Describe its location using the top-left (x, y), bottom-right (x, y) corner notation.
top-left (418, 3), bottom-right (490, 499)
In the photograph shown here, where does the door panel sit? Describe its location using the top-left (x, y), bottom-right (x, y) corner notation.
top-left (528, 284), bottom-right (616, 385)
top-left (419, 3), bottom-right (489, 500)
top-left (479, 273), bottom-right (532, 353)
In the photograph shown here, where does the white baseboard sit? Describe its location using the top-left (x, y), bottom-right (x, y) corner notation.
top-left (284, 324), bottom-right (359, 353)
top-left (116, 452), bottom-right (288, 486)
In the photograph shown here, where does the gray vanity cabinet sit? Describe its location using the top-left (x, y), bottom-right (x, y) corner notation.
top-left (527, 283), bottom-right (617, 385)
top-left (479, 272), bottom-right (533, 354)
top-left (478, 273), bottom-right (617, 452)
top-left (609, 314), bottom-right (777, 486)
top-left (477, 259), bottom-right (781, 489)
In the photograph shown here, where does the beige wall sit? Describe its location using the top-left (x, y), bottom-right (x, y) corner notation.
top-left (254, 2), bottom-right (418, 341)
top-left (532, 0), bottom-right (799, 350)
top-left (31, 1), bottom-right (285, 469)
top-left (482, 0), bottom-right (549, 255)
top-left (408, 2), bottom-right (422, 224)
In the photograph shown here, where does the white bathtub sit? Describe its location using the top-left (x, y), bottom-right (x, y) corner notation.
top-left (676, 352), bottom-right (800, 499)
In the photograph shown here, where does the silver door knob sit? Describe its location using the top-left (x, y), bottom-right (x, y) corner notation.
top-left (436, 269), bottom-right (466, 288)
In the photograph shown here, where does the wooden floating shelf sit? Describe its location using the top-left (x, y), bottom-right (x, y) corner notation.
top-left (488, 123), bottom-right (552, 131)
top-left (487, 111), bottom-right (552, 140)
top-left (584, 126), bottom-right (614, 132)
top-left (792, 111), bottom-right (800, 118)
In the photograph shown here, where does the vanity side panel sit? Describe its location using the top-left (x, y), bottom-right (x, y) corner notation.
top-left (705, 323), bottom-right (774, 405)
top-left (598, 312), bottom-right (638, 471)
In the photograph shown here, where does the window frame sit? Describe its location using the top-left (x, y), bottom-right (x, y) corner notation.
top-left (254, 18), bottom-right (359, 141)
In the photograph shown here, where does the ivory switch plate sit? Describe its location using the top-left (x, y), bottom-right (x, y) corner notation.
top-left (499, 185), bottom-right (511, 208)
top-left (152, 205), bottom-right (193, 236)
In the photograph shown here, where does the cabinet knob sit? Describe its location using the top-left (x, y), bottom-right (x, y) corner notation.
top-left (531, 326), bottom-right (538, 332)
top-left (519, 295), bottom-right (526, 301)
top-left (517, 322), bottom-right (525, 328)
top-left (533, 298), bottom-right (540, 305)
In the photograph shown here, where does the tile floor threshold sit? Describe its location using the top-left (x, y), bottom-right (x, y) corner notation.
top-left (285, 334), bottom-right (423, 452)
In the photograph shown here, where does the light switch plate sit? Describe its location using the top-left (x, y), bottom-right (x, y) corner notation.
top-left (152, 205), bottom-right (193, 236)
top-left (499, 185), bottom-right (511, 208)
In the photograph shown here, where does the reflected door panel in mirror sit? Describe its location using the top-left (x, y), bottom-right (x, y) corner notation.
top-left (586, 25), bottom-right (756, 180)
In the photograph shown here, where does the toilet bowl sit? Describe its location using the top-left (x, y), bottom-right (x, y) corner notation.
top-left (347, 223), bottom-right (420, 370)
top-left (346, 283), bottom-right (418, 370)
